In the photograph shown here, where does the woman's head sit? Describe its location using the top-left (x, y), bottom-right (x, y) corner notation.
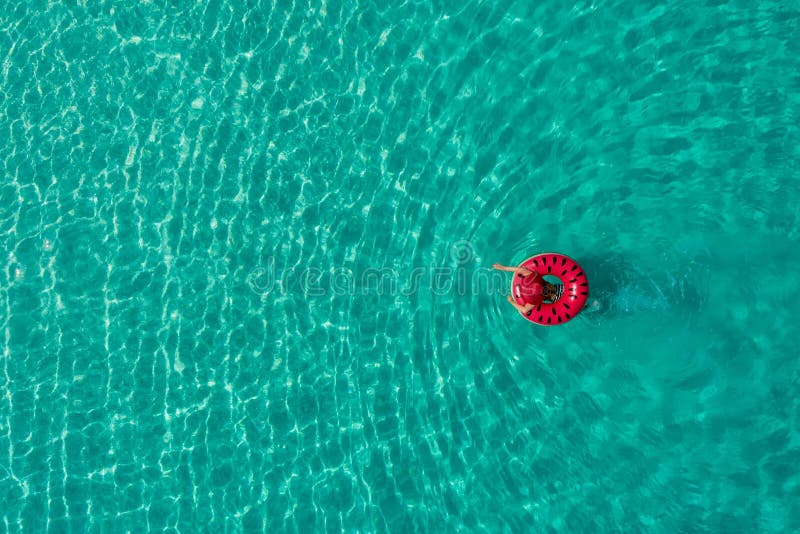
top-left (542, 283), bottom-right (559, 302)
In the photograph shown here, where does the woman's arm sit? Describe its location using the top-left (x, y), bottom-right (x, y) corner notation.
top-left (506, 295), bottom-right (535, 315)
top-left (493, 263), bottom-right (534, 276)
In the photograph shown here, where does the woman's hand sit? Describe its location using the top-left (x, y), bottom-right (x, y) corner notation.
top-left (506, 294), bottom-right (521, 311)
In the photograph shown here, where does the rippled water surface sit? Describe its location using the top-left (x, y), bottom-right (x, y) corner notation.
top-left (2, 0), bottom-right (800, 531)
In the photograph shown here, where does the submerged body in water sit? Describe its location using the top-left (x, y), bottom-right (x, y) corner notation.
top-left (580, 252), bottom-right (709, 317)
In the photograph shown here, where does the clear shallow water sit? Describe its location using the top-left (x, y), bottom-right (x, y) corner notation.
top-left (2, 0), bottom-right (800, 531)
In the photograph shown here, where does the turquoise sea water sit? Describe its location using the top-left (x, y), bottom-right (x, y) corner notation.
top-left (2, 0), bottom-right (800, 531)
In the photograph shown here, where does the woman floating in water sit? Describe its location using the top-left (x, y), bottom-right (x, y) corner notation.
top-left (494, 254), bottom-right (591, 325)
top-left (492, 262), bottom-right (558, 317)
